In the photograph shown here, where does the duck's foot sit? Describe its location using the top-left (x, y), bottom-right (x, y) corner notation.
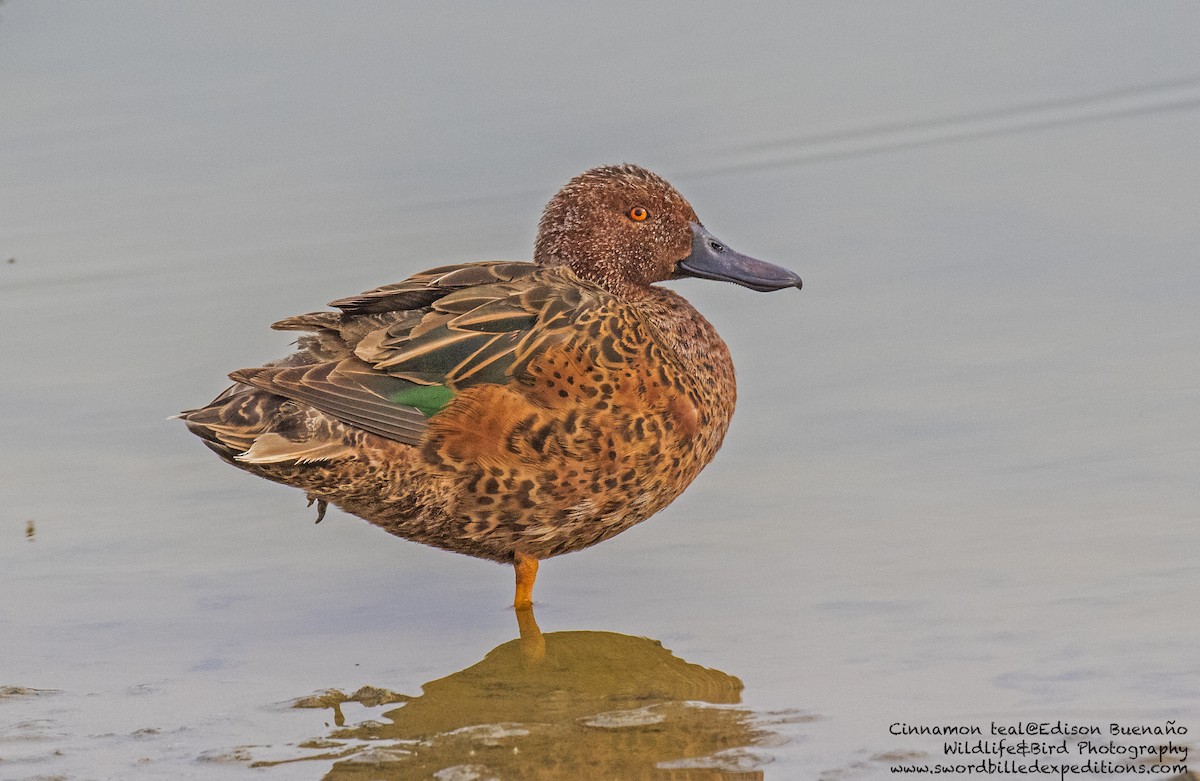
top-left (513, 551), bottom-right (539, 610)
top-left (306, 494), bottom-right (328, 524)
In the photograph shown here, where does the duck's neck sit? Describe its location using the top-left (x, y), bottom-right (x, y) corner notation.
top-left (632, 285), bottom-right (735, 390)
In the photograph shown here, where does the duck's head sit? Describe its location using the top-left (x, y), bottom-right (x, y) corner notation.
top-left (534, 163), bottom-right (802, 297)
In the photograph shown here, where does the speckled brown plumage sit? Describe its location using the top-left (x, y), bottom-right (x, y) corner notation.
top-left (181, 164), bottom-right (801, 604)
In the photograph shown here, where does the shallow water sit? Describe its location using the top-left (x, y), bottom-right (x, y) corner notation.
top-left (3, 3), bottom-right (1199, 779)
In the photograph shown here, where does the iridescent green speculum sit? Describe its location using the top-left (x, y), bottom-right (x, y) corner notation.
top-left (390, 384), bottom-right (455, 418)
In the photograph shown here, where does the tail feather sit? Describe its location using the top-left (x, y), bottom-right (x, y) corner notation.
top-left (179, 383), bottom-right (351, 465)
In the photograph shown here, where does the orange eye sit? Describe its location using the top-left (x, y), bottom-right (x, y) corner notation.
top-left (628, 207), bottom-right (649, 221)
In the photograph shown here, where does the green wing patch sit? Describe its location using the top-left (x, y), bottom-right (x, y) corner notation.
top-left (389, 384), bottom-right (456, 418)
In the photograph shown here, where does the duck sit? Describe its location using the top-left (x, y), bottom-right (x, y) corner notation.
top-left (181, 164), bottom-right (801, 609)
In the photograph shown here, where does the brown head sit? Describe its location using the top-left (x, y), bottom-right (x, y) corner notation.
top-left (534, 164), bottom-right (802, 297)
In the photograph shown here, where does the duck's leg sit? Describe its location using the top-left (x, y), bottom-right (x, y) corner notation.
top-left (513, 551), bottom-right (539, 609)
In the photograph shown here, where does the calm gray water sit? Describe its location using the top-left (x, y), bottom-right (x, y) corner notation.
top-left (3, 3), bottom-right (1199, 779)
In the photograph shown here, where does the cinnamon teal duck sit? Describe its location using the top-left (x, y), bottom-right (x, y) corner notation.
top-left (181, 164), bottom-right (801, 608)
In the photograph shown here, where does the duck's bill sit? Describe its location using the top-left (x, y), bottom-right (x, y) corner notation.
top-left (676, 224), bottom-right (802, 292)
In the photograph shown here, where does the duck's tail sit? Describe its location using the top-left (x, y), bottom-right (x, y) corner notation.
top-left (180, 381), bottom-right (353, 466)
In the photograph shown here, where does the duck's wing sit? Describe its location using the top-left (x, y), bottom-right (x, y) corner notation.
top-left (325, 261), bottom-right (539, 315)
top-left (230, 262), bottom-right (609, 447)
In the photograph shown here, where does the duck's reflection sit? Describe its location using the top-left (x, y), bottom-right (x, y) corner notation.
top-left (277, 608), bottom-right (773, 780)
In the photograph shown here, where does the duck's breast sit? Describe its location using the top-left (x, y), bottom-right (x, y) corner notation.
top-left (418, 287), bottom-right (736, 557)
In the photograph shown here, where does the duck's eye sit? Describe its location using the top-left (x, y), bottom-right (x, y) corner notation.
top-left (628, 207), bottom-right (649, 222)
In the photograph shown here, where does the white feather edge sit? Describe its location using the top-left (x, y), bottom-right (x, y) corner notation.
top-left (235, 433), bottom-right (351, 465)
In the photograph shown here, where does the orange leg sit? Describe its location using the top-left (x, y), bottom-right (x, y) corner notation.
top-left (513, 551), bottom-right (539, 609)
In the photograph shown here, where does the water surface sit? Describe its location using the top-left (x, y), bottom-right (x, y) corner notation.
top-left (2, 2), bottom-right (1199, 778)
